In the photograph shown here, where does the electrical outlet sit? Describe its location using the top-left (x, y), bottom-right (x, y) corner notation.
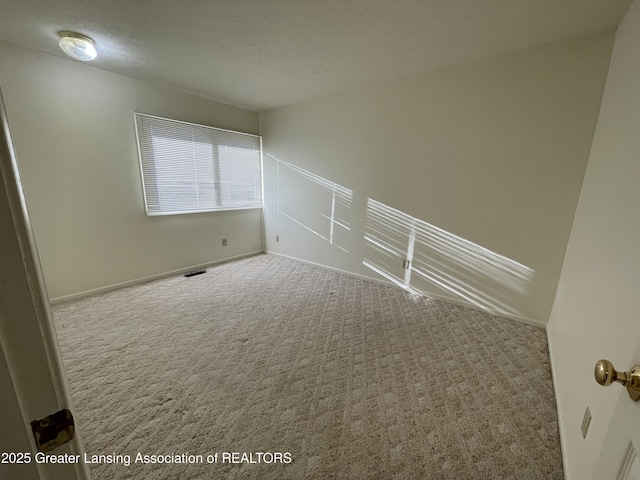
top-left (222, 238), bottom-right (227, 246)
top-left (581, 406), bottom-right (591, 438)
top-left (276, 235), bottom-right (280, 242)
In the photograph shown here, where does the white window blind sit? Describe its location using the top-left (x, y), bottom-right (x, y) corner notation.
top-left (134, 113), bottom-right (262, 215)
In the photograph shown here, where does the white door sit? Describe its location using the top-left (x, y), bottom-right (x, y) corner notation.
top-left (0, 89), bottom-right (90, 480)
top-left (592, 339), bottom-right (640, 480)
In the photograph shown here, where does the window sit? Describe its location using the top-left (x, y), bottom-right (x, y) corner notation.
top-left (134, 113), bottom-right (262, 215)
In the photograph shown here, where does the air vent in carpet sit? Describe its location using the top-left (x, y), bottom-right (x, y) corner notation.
top-left (183, 269), bottom-right (206, 278)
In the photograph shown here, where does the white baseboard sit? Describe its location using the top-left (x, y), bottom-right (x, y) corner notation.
top-left (265, 250), bottom-right (545, 329)
top-left (417, 288), bottom-right (545, 329)
top-left (266, 250), bottom-right (398, 288)
top-left (49, 250), bottom-right (264, 304)
top-left (52, 248), bottom-right (546, 329)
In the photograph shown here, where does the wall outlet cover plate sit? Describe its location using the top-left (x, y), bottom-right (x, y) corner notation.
top-left (581, 406), bottom-right (592, 439)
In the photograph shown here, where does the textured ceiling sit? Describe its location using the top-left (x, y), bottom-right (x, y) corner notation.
top-left (0, 0), bottom-right (632, 111)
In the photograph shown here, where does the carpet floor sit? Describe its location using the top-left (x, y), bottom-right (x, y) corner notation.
top-left (52, 253), bottom-right (564, 479)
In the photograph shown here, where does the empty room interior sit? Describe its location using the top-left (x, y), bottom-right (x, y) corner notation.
top-left (1, 1), bottom-right (640, 479)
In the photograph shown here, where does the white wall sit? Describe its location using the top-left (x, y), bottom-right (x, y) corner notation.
top-left (547, 2), bottom-right (640, 478)
top-left (260, 33), bottom-right (614, 325)
top-left (0, 41), bottom-right (262, 300)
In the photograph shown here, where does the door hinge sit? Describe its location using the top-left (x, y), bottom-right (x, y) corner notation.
top-left (31, 408), bottom-right (75, 452)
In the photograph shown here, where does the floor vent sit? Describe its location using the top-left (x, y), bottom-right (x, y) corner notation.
top-left (183, 269), bottom-right (206, 278)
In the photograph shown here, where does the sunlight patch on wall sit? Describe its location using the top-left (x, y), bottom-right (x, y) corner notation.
top-left (267, 154), bottom-right (353, 252)
top-left (363, 198), bottom-right (535, 317)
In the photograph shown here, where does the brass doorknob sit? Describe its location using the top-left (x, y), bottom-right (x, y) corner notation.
top-left (594, 359), bottom-right (640, 401)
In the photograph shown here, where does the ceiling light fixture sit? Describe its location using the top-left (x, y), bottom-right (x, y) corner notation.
top-left (58, 31), bottom-right (97, 61)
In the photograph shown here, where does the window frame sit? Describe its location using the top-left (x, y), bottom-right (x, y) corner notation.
top-left (134, 112), bottom-right (263, 216)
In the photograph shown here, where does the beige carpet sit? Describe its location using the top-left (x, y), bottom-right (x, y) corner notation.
top-left (52, 254), bottom-right (563, 479)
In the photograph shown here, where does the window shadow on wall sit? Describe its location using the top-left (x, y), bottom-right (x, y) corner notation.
top-left (267, 154), bottom-right (353, 253)
top-left (363, 198), bottom-right (535, 318)
top-left (265, 154), bottom-right (535, 318)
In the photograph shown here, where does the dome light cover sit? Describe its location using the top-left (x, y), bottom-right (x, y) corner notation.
top-left (58, 32), bottom-right (97, 61)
